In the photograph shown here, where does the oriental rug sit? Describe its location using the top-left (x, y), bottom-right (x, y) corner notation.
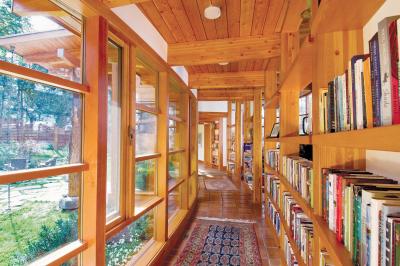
top-left (204, 178), bottom-right (239, 192)
top-left (175, 218), bottom-right (262, 266)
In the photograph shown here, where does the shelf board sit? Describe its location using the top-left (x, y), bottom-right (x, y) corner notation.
top-left (311, 0), bottom-right (385, 35)
top-left (265, 165), bottom-right (353, 266)
top-left (313, 125), bottom-right (400, 151)
top-left (265, 135), bottom-right (312, 145)
top-left (279, 39), bottom-right (313, 92)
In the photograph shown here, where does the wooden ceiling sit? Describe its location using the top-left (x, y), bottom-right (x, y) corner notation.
top-left (106, 0), bottom-right (296, 74)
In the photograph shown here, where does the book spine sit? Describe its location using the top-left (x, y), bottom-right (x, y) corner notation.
top-left (328, 81), bottom-right (335, 132)
top-left (389, 20), bottom-right (400, 124)
top-left (364, 57), bottom-right (374, 128)
top-left (348, 60), bottom-right (354, 130)
top-left (356, 59), bottom-right (364, 129)
top-left (361, 67), bottom-right (368, 129)
top-left (395, 222), bottom-right (400, 266)
top-left (379, 18), bottom-right (393, 126)
top-left (352, 57), bottom-right (358, 128)
top-left (386, 219), bottom-right (392, 266)
top-left (369, 34), bottom-right (382, 127)
top-left (336, 176), bottom-right (343, 242)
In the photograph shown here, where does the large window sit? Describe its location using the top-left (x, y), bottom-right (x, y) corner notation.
top-left (106, 40), bottom-right (122, 223)
top-left (135, 58), bottom-right (159, 210)
top-left (0, 0), bottom-right (83, 82)
top-left (0, 1), bottom-right (86, 263)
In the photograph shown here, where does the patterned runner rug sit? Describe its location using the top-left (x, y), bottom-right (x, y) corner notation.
top-left (204, 178), bottom-right (239, 192)
top-left (175, 218), bottom-right (262, 266)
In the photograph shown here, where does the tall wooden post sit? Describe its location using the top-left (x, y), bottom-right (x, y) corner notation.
top-left (234, 101), bottom-right (242, 182)
top-left (82, 16), bottom-right (108, 266)
top-left (253, 89), bottom-right (262, 204)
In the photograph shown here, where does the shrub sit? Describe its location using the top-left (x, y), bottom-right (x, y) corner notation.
top-left (10, 212), bottom-right (78, 265)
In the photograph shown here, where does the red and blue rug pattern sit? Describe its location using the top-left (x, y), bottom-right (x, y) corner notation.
top-left (175, 218), bottom-right (262, 266)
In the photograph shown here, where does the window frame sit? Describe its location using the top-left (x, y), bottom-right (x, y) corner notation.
top-left (0, 7), bottom-right (88, 264)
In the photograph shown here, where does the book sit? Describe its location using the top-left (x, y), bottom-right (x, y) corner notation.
top-left (327, 81), bottom-right (336, 132)
top-left (363, 57), bottom-right (373, 128)
top-left (369, 33), bottom-right (382, 127)
top-left (378, 16), bottom-right (400, 126)
top-left (380, 205), bottom-right (400, 266)
top-left (389, 19), bottom-right (400, 124)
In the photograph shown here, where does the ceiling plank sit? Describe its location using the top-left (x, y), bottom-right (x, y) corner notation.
top-left (152, 0), bottom-right (187, 42)
top-left (263, 0), bottom-right (285, 34)
top-left (137, 2), bottom-right (177, 43)
top-left (240, 0), bottom-right (255, 36)
top-left (226, 0), bottom-right (241, 38)
top-left (103, 0), bottom-right (151, 8)
top-left (181, 0), bottom-right (207, 41)
top-left (168, 35), bottom-right (280, 66)
top-left (166, 0), bottom-right (197, 41)
top-left (196, 0), bottom-right (218, 39)
top-left (212, 0), bottom-right (229, 39)
top-left (190, 71), bottom-right (265, 89)
top-left (251, 0), bottom-right (270, 35)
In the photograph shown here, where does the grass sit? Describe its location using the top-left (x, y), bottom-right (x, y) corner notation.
top-left (0, 200), bottom-right (75, 265)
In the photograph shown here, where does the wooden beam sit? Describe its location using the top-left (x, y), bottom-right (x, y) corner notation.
top-left (103, 0), bottom-right (151, 8)
top-left (197, 88), bottom-right (254, 101)
top-left (282, 0), bottom-right (308, 32)
top-left (199, 112), bottom-right (228, 122)
top-left (168, 35), bottom-right (280, 66)
top-left (190, 71), bottom-right (265, 89)
top-left (253, 89), bottom-right (262, 204)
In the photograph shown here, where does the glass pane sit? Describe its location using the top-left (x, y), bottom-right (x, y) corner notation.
top-left (0, 174), bottom-right (81, 264)
top-left (63, 254), bottom-right (80, 266)
top-left (106, 41), bottom-right (122, 222)
top-left (168, 153), bottom-right (182, 188)
top-left (168, 82), bottom-right (184, 117)
top-left (106, 208), bottom-right (154, 266)
top-left (168, 119), bottom-right (182, 151)
top-left (0, 0), bottom-right (82, 82)
top-left (0, 74), bottom-right (82, 172)
top-left (135, 110), bottom-right (157, 156)
top-left (136, 59), bottom-right (157, 109)
top-left (135, 159), bottom-right (157, 208)
top-left (168, 185), bottom-right (181, 220)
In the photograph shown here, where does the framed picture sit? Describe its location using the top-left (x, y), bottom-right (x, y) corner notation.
top-left (269, 123), bottom-right (280, 138)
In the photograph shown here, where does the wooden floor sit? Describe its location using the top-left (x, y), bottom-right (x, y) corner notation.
top-left (163, 163), bottom-right (282, 265)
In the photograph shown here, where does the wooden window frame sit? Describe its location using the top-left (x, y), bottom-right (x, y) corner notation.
top-left (0, 15), bottom-right (89, 266)
top-left (104, 32), bottom-right (130, 231)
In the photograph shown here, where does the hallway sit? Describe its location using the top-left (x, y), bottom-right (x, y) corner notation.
top-left (164, 164), bottom-right (282, 266)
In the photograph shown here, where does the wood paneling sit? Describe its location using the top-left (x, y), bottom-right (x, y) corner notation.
top-left (135, 0), bottom-right (288, 73)
top-left (168, 35), bottom-right (280, 66)
top-left (190, 71), bottom-right (265, 88)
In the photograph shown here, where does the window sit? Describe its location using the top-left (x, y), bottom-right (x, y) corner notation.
top-left (0, 0), bottom-right (83, 82)
top-left (299, 92), bottom-right (312, 135)
top-left (135, 159), bottom-right (157, 206)
top-left (135, 56), bottom-right (159, 213)
top-left (136, 59), bottom-right (157, 109)
top-left (136, 110), bottom-right (157, 156)
top-left (168, 153), bottom-right (182, 188)
top-left (0, 75), bottom-right (82, 171)
top-left (0, 174), bottom-right (81, 264)
top-left (106, 208), bottom-right (155, 266)
top-left (168, 185), bottom-right (182, 220)
top-left (106, 40), bottom-right (122, 222)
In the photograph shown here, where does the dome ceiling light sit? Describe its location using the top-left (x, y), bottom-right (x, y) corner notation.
top-left (204, 5), bottom-right (221, 20)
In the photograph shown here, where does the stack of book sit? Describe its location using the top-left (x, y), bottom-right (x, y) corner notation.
top-left (265, 174), bottom-right (280, 207)
top-left (266, 149), bottom-right (280, 171)
top-left (282, 155), bottom-right (314, 208)
top-left (319, 249), bottom-right (333, 266)
top-left (283, 235), bottom-right (298, 266)
top-left (319, 16), bottom-right (400, 133)
top-left (321, 168), bottom-right (400, 265)
top-left (282, 192), bottom-right (314, 266)
top-left (267, 199), bottom-right (281, 235)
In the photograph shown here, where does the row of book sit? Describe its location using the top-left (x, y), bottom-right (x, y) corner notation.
top-left (321, 168), bottom-right (400, 266)
top-left (282, 155), bottom-right (314, 208)
top-left (267, 199), bottom-right (280, 236)
top-left (283, 235), bottom-right (298, 266)
top-left (319, 16), bottom-right (400, 133)
top-left (266, 149), bottom-right (279, 171)
top-left (265, 174), bottom-right (280, 206)
top-left (282, 192), bottom-right (314, 266)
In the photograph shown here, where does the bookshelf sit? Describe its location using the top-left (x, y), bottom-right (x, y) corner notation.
top-left (262, 1), bottom-right (396, 266)
top-left (211, 120), bottom-right (222, 169)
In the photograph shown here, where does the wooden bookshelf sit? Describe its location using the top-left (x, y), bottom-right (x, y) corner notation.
top-left (261, 0), bottom-right (393, 265)
top-left (265, 191), bottom-right (306, 266)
